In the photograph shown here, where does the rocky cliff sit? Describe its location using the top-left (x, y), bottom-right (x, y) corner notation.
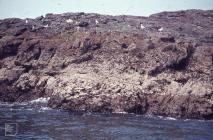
top-left (0, 10), bottom-right (212, 119)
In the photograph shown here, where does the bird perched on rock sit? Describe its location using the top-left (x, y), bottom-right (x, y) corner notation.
top-left (43, 24), bottom-right (49, 28)
top-left (158, 27), bottom-right (163, 32)
top-left (66, 19), bottom-right (73, 23)
top-left (95, 19), bottom-right (99, 25)
top-left (140, 23), bottom-right (145, 29)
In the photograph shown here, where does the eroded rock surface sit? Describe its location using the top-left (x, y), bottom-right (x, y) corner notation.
top-left (0, 10), bottom-right (213, 119)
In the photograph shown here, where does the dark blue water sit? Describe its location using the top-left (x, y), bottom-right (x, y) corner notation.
top-left (0, 99), bottom-right (213, 140)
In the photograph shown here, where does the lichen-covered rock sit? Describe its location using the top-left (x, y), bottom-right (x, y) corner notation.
top-left (0, 10), bottom-right (212, 119)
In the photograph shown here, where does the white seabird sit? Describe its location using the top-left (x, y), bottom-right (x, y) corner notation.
top-left (158, 27), bottom-right (163, 32)
top-left (66, 19), bottom-right (73, 23)
top-left (75, 21), bottom-right (80, 25)
top-left (25, 19), bottom-right (28, 24)
top-left (44, 24), bottom-right (49, 28)
top-left (95, 19), bottom-right (99, 24)
top-left (76, 26), bottom-right (80, 31)
top-left (140, 24), bottom-right (145, 29)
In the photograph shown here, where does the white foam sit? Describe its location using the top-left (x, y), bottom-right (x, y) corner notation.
top-left (0, 102), bottom-right (13, 106)
top-left (38, 107), bottom-right (52, 112)
top-left (165, 117), bottom-right (176, 120)
top-left (156, 115), bottom-right (177, 120)
top-left (30, 97), bottom-right (50, 104)
top-left (40, 107), bottom-right (51, 110)
top-left (0, 102), bottom-right (28, 107)
top-left (157, 116), bottom-right (164, 119)
top-left (16, 102), bottom-right (28, 106)
top-left (184, 119), bottom-right (190, 121)
top-left (115, 111), bottom-right (128, 114)
top-left (10, 108), bottom-right (22, 111)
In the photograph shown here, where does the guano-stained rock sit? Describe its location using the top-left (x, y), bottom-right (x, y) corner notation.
top-left (0, 10), bottom-right (212, 119)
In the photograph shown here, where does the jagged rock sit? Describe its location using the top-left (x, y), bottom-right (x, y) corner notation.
top-left (0, 36), bottom-right (22, 59)
top-left (160, 36), bottom-right (175, 43)
top-left (0, 10), bottom-right (213, 119)
top-left (78, 21), bottom-right (89, 27)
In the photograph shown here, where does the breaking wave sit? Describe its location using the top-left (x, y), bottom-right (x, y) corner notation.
top-left (30, 97), bottom-right (50, 104)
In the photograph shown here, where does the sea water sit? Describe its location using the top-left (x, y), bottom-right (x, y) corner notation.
top-left (0, 99), bottom-right (213, 140)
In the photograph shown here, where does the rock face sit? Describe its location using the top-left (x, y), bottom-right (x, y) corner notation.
top-left (0, 10), bottom-right (213, 119)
